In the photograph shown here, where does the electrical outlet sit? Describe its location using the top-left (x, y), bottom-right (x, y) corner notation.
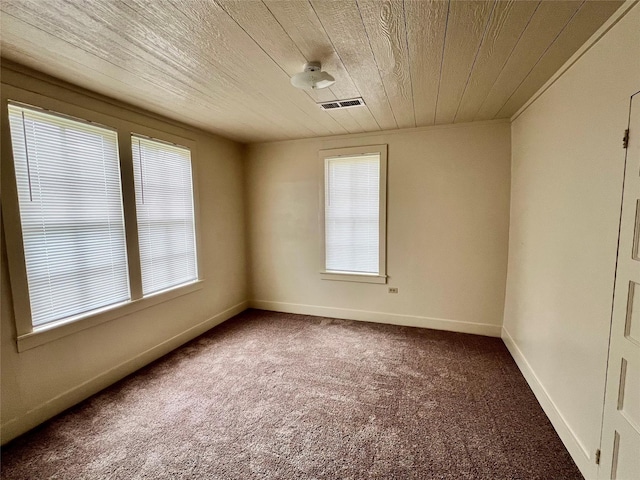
top-left (388, 287), bottom-right (398, 294)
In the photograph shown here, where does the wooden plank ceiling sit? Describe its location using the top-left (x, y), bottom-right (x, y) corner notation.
top-left (0, 0), bottom-right (624, 143)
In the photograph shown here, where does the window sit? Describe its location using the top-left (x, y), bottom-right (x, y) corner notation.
top-left (4, 100), bottom-right (200, 349)
top-left (320, 145), bottom-right (387, 284)
top-left (7, 104), bottom-right (130, 327)
top-left (132, 136), bottom-right (198, 295)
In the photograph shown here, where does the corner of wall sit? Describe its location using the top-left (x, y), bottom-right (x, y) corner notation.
top-left (240, 143), bottom-right (254, 303)
top-left (510, 0), bottom-right (639, 123)
top-left (501, 326), bottom-right (595, 479)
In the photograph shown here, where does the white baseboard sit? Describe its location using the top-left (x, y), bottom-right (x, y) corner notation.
top-left (0, 300), bottom-right (248, 445)
top-left (501, 326), bottom-right (595, 479)
top-left (250, 300), bottom-right (502, 337)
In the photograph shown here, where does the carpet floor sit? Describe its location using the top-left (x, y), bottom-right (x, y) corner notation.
top-left (1, 309), bottom-right (582, 479)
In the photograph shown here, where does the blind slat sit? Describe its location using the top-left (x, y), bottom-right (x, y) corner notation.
top-left (132, 136), bottom-right (198, 295)
top-left (325, 154), bottom-right (380, 274)
top-left (8, 104), bottom-right (130, 327)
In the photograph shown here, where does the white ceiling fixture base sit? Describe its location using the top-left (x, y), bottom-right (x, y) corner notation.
top-left (291, 62), bottom-right (335, 90)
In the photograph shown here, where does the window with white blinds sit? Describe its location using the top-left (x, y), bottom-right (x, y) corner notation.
top-left (132, 136), bottom-right (198, 295)
top-left (7, 104), bottom-right (130, 327)
top-left (323, 147), bottom-right (386, 280)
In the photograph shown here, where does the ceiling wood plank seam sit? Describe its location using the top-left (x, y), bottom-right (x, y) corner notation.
top-left (0, 0), bottom-right (624, 142)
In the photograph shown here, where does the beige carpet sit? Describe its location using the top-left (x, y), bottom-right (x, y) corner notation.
top-left (1, 309), bottom-right (582, 479)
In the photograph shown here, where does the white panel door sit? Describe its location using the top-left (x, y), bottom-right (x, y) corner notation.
top-left (599, 93), bottom-right (640, 479)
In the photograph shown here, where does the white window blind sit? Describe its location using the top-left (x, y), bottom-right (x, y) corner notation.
top-left (132, 136), bottom-right (197, 295)
top-left (7, 104), bottom-right (130, 327)
top-left (324, 154), bottom-right (380, 274)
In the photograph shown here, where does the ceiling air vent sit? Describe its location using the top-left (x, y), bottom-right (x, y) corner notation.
top-left (318, 98), bottom-right (365, 110)
top-left (320, 102), bottom-right (341, 110)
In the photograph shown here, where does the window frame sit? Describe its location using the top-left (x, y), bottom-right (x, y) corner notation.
top-left (1, 86), bottom-right (203, 352)
top-left (319, 144), bottom-right (387, 284)
top-left (131, 133), bottom-right (200, 295)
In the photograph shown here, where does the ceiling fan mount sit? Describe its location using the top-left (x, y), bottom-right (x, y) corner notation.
top-left (290, 62), bottom-right (335, 90)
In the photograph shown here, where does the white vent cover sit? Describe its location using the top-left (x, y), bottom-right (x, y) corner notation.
top-left (319, 98), bottom-right (365, 110)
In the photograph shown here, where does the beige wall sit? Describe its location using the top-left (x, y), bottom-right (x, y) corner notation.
top-left (502, 4), bottom-right (640, 478)
top-left (3, 5), bottom-right (635, 465)
top-left (246, 121), bottom-right (511, 336)
top-left (0, 67), bottom-right (248, 443)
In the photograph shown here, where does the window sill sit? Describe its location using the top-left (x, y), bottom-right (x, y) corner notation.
top-left (16, 280), bottom-right (203, 353)
top-left (320, 271), bottom-right (387, 284)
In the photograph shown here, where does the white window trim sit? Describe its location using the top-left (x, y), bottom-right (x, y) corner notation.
top-left (1, 85), bottom-right (204, 352)
top-left (318, 144), bottom-right (388, 285)
top-left (15, 281), bottom-right (203, 352)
